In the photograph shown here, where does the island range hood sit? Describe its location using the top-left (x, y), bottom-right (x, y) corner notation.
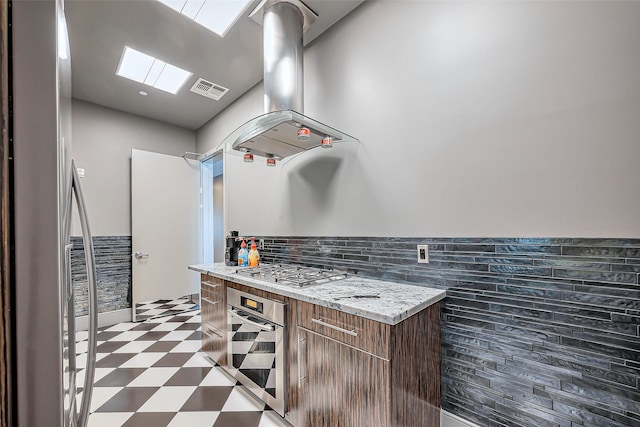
top-left (229, 0), bottom-right (358, 163)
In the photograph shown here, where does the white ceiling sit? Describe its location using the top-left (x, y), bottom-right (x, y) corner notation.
top-left (65, 0), bottom-right (363, 130)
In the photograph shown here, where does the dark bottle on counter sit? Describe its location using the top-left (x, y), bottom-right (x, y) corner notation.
top-left (225, 231), bottom-right (239, 266)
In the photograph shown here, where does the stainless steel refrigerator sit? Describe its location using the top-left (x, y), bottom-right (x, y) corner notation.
top-left (11, 0), bottom-right (98, 426)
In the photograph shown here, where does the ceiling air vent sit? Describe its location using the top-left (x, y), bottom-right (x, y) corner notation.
top-left (190, 78), bottom-right (229, 100)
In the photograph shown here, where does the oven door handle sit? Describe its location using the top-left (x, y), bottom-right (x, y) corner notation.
top-left (228, 309), bottom-right (275, 331)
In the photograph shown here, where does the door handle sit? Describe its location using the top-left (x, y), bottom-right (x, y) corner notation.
top-left (134, 251), bottom-right (149, 259)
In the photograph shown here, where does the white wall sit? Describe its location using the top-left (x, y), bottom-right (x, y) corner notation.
top-left (72, 99), bottom-right (196, 235)
top-left (197, 1), bottom-right (640, 238)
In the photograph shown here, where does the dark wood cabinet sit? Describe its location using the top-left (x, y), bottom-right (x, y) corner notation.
top-left (200, 274), bottom-right (227, 366)
top-left (199, 274), bottom-right (441, 427)
top-left (298, 328), bottom-right (390, 426)
top-left (295, 300), bottom-right (441, 427)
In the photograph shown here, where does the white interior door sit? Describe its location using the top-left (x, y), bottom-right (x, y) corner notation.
top-left (132, 149), bottom-right (200, 318)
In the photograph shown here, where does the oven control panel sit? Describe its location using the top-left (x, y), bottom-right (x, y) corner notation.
top-left (241, 296), bottom-right (264, 314)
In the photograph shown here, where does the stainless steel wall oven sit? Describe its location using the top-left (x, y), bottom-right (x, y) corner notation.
top-left (227, 288), bottom-right (286, 416)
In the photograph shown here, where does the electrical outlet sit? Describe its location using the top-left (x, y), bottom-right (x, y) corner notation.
top-left (417, 244), bottom-right (429, 263)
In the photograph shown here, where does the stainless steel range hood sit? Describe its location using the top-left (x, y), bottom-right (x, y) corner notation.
top-left (229, 0), bottom-right (358, 161)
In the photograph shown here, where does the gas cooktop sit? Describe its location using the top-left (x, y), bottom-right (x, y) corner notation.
top-left (234, 263), bottom-right (348, 287)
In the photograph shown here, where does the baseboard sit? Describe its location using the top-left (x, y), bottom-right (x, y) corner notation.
top-left (441, 410), bottom-right (481, 427)
top-left (76, 308), bottom-right (132, 331)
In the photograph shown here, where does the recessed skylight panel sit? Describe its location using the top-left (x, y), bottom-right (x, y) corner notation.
top-left (158, 0), bottom-right (187, 13)
top-left (195, 0), bottom-right (251, 36)
top-left (181, 0), bottom-right (205, 19)
top-left (116, 46), bottom-right (192, 95)
top-left (157, 0), bottom-right (252, 37)
top-left (143, 60), bottom-right (167, 86)
top-left (154, 63), bottom-right (192, 94)
top-left (116, 47), bottom-right (155, 83)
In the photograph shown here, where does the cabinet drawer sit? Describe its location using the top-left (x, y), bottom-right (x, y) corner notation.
top-left (202, 322), bottom-right (227, 366)
top-left (298, 301), bottom-right (390, 359)
top-left (201, 275), bottom-right (225, 299)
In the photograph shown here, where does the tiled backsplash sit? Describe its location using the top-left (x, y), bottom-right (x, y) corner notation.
top-left (71, 236), bottom-right (131, 316)
top-left (258, 237), bottom-right (640, 427)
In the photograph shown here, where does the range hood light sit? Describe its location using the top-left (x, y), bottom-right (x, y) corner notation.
top-left (321, 136), bottom-right (333, 148)
top-left (297, 127), bottom-right (310, 141)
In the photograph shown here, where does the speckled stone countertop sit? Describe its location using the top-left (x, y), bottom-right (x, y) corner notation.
top-left (188, 263), bottom-right (445, 325)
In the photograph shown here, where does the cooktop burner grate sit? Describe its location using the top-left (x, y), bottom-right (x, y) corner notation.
top-left (234, 263), bottom-right (348, 287)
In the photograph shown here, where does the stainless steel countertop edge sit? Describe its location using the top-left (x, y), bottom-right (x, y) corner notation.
top-left (189, 263), bottom-right (446, 325)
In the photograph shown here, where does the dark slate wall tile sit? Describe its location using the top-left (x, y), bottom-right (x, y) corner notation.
top-left (534, 258), bottom-right (612, 270)
top-left (560, 336), bottom-right (640, 363)
top-left (496, 284), bottom-right (563, 300)
top-left (445, 244), bottom-right (497, 253)
top-left (490, 264), bottom-right (553, 277)
top-left (570, 239), bottom-right (640, 248)
top-left (563, 378), bottom-right (640, 415)
top-left (496, 244), bottom-right (562, 255)
top-left (554, 313), bottom-right (639, 337)
top-left (611, 263), bottom-right (640, 274)
top-left (493, 401), bottom-right (572, 427)
top-left (258, 236), bottom-right (640, 427)
top-left (71, 235), bottom-right (131, 316)
top-left (553, 268), bottom-right (637, 284)
top-left (560, 292), bottom-right (640, 311)
top-left (562, 246), bottom-right (640, 259)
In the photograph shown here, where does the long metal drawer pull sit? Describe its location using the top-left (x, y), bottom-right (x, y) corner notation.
top-left (134, 251), bottom-right (149, 259)
top-left (201, 281), bottom-right (221, 289)
top-left (228, 309), bottom-right (274, 331)
top-left (204, 326), bottom-right (223, 339)
top-left (297, 333), bottom-right (306, 388)
top-left (311, 318), bottom-right (358, 337)
top-left (201, 297), bottom-right (219, 305)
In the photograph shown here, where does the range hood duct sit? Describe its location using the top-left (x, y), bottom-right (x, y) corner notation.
top-left (229, 0), bottom-right (358, 161)
top-left (264, 1), bottom-right (304, 113)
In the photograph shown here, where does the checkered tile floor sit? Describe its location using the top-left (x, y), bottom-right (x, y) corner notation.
top-left (76, 310), bottom-right (291, 427)
top-left (134, 296), bottom-right (199, 321)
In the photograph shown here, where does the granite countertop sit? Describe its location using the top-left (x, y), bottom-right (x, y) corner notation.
top-left (188, 263), bottom-right (445, 325)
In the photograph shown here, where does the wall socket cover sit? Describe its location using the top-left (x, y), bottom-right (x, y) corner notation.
top-left (417, 244), bottom-right (429, 263)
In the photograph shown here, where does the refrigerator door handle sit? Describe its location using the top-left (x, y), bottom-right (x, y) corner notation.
top-left (63, 242), bottom-right (78, 424)
top-left (71, 159), bottom-right (98, 427)
top-left (64, 244), bottom-right (73, 300)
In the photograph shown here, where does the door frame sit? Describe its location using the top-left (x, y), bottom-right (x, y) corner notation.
top-left (200, 149), bottom-right (225, 265)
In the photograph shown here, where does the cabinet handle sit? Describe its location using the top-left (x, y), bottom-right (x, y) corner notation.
top-left (203, 326), bottom-right (223, 339)
top-left (201, 297), bottom-right (218, 305)
top-left (311, 318), bottom-right (358, 337)
top-left (201, 281), bottom-right (221, 289)
top-left (297, 333), bottom-right (306, 388)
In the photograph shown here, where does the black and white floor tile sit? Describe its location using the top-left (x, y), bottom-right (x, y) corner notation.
top-left (76, 310), bottom-right (291, 427)
top-left (134, 296), bottom-right (199, 321)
